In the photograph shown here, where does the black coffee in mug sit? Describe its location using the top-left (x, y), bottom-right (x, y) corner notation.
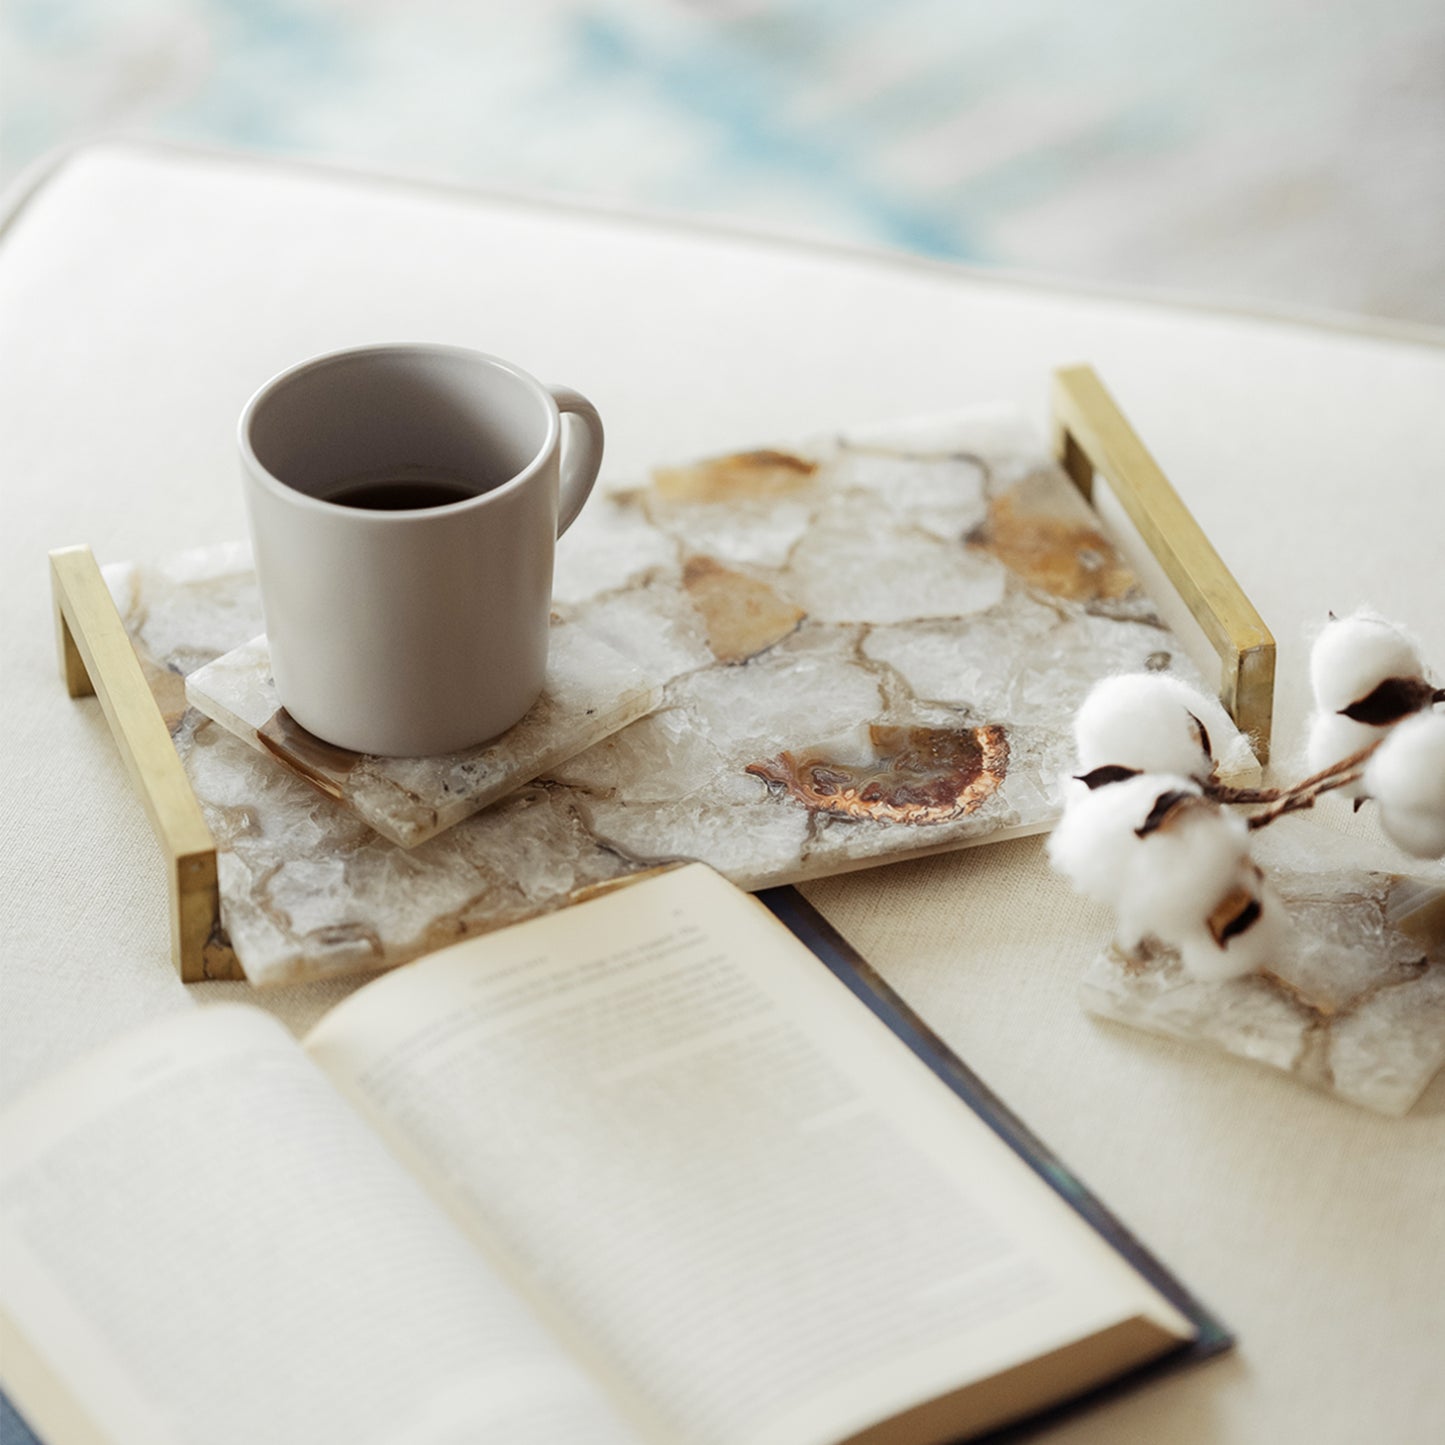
top-left (325, 469), bottom-right (480, 511)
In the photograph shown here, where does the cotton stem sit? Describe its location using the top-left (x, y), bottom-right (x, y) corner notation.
top-left (1208, 739), bottom-right (1383, 807)
top-left (1245, 769), bottom-right (1366, 830)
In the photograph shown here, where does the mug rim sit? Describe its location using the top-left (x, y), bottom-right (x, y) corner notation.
top-left (237, 342), bottom-right (563, 518)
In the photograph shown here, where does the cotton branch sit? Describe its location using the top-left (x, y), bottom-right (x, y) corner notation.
top-left (1048, 609), bottom-right (1443, 983)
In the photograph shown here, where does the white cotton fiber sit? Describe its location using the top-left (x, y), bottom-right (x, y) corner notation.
top-left (1309, 609), bottom-right (1424, 713)
top-left (1114, 800), bottom-right (1274, 980)
top-left (1051, 770), bottom-right (1275, 980)
top-left (1211, 718), bottom-right (1260, 780)
top-left (1177, 876), bottom-right (1285, 982)
top-left (1116, 803), bottom-right (1250, 948)
top-left (1073, 673), bottom-right (1229, 780)
top-left (1047, 773), bottom-right (1200, 908)
top-left (1304, 710), bottom-right (1376, 795)
top-left (1365, 711), bottom-right (1445, 858)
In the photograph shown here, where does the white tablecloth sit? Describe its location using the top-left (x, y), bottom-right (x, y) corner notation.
top-left (2, 143), bottom-right (1442, 1444)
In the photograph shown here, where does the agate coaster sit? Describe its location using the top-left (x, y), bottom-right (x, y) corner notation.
top-left (187, 626), bottom-right (663, 848)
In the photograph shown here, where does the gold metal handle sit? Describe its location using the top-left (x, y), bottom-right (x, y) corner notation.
top-left (50, 545), bottom-right (240, 981)
top-left (1051, 365), bottom-right (1276, 761)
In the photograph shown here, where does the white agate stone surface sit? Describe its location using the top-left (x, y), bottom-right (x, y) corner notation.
top-left (109, 408), bottom-right (1249, 985)
top-left (785, 501), bottom-right (1007, 623)
top-left (551, 482), bottom-right (681, 605)
top-left (825, 448), bottom-right (989, 534)
top-left (647, 494), bottom-right (817, 569)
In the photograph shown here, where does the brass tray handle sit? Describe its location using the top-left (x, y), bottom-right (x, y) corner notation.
top-left (50, 545), bottom-right (241, 981)
top-left (1051, 365), bottom-right (1275, 761)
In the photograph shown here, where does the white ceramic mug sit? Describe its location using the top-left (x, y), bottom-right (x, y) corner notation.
top-left (239, 343), bottom-right (603, 756)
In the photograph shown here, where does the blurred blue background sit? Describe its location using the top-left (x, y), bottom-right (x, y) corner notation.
top-left (4, 0), bottom-right (1443, 325)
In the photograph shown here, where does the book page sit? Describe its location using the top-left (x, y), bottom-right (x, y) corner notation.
top-left (0, 1006), bottom-right (641, 1445)
top-left (306, 866), bottom-right (1191, 1445)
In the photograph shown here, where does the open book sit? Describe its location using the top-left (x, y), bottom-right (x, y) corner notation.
top-left (0, 867), bottom-right (1224, 1445)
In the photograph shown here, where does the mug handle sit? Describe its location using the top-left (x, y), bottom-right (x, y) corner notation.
top-left (548, 386), bottom-right (605, 537)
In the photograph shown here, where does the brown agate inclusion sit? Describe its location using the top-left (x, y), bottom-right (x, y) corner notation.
top-left (257, 708), bottom-right (363, 800)
top-left (747, 723), bottom-right (1009, 824)
top-left (652, 449), bottom-right (818, 503)
top-left (682, 555), bottom-right (806, 664)
top-left (140, 656), bottom-right (190, 732)
top-left (966, 490), bottom-right (1134, 602)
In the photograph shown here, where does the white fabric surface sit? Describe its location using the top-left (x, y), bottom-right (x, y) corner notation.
top-left (1, 143), bottom-right (1442, 1443)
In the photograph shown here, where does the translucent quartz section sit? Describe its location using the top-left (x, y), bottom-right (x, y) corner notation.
top-left (1080, 823), bottom-right (1445, 1115)
top-left (109, 408), bottom-right (1250, 985)
top-left (785, 493), bottom-right (1007, 623)
top-left (186, 622), bottom-right (663, 848)
top-left (106, 540), bottom-right (266, 683)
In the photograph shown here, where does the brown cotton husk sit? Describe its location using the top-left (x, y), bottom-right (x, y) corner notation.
top-left (1134, 789), bottom-right (1214, 839)
top-left (1075, 764), bottom-right (1143, 790)
top-left (1338, 675), bottom-right (1440, 726)
top-left (1206, 876), bottom-right (1265, 947)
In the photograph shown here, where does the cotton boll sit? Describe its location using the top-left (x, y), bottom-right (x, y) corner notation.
top-left (1052, 769), bottom-right (1276, 980)
top-left (1367, 711), bottom-right (1445, 812)
top-left (1212, 720), bottom-right (1259, 780)
top-left (1177, 875), bottom-right (1285, 982)
top-left (1365, 711), bottom-right (1445, 858)
top-left (1309, 609), bottom-right (1424, 713)
top-left (1170, 681), bottom-right (1252, 777)
top-left (1073, 673), bottom-right (1223, 781)
top-left (1304, 710), bottom-right (1376, 795)
top-left (1115, 801), bottom-right (1251, 951)
top-left (1143, 675), bottom-right (1256, 778)
top-left (1047, 773), bottom-right (1201, 909)
top-left (1375, 809), bottom-right (1445, 861)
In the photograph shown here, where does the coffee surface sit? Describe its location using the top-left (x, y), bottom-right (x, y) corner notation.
top-left (326, 474), bottom-right (479, 511)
